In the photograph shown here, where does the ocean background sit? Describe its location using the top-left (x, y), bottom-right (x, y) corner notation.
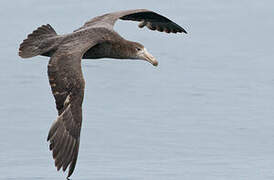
top-left (1, 0), bottom-right (274, 179)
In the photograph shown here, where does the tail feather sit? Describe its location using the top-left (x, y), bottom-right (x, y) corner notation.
top-left (19, 24), bottom-right (58, 58)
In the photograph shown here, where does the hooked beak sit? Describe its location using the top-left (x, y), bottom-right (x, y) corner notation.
top-left (140, 48), bottom-right (158, 66)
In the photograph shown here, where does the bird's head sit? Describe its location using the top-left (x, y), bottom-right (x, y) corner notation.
top-left (130, 42), bottom-right (158, 66)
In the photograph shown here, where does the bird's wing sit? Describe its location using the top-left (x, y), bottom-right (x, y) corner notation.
top-left (75, 9), bottom-right (187, 34)
top-left (46, 37), bottom-right (99, 178)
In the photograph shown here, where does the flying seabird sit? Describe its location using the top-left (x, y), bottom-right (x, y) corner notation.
top-left (18, 9), bottom-right (187, 178)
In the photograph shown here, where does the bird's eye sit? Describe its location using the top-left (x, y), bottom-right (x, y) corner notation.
top-left (136, 47), bottom-right (141, 51)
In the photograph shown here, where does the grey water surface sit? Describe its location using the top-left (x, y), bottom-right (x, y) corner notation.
top-left (1, 0), bottom-right (274, 179)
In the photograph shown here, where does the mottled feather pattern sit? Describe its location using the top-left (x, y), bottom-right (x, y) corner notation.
top-left (47, 50), bottom-right (86, 178)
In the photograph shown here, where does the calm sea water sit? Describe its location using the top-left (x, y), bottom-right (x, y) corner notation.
top-left (1, 0), bottom-right (274, 179)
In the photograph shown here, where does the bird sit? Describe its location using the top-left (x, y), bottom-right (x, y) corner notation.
top-left (18, 9), bottom-right (187, 178)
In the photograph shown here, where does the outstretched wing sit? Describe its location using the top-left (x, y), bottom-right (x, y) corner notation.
top-left (75, 9), bottom-right (187, 34)
top-left (46, 36), bottom-right (100, 178)
top-left (47, 49), bottom-right (85, 178)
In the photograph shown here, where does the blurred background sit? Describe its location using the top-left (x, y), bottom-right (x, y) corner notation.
top-left (1, 0), bottom-right (274, 179)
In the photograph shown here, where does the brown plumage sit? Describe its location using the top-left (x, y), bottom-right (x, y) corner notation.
top-left (18, 9), bottom-right (187, 178)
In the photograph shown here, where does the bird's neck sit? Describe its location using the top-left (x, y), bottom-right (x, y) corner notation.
top-left (82, 39), bottom-right (135, 60)
top-left (110, 39), bottom-right (136, 59)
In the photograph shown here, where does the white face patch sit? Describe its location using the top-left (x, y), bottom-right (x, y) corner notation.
top-left (136, 47), bottom-right (146, 57)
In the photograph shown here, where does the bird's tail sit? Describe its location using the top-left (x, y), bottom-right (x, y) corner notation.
top-left (19, 24), bottom-right (59, 58)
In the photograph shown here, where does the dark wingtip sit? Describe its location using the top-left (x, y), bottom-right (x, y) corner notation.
top-left (47, 134), bottom-right (51, 141)
top-left (176, 24), bottom-right (187, 34)
top-left (168, 23), bottom-right (187, 34)
top-left (181, 28), bottom-right (187, 34)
